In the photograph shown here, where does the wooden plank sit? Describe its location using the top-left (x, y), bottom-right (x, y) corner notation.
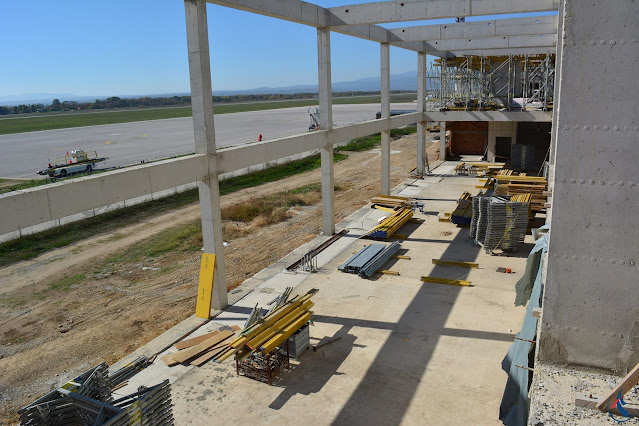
top-left (175, 325), bottom-right (240, 350)
top-left (190, 334), bottom-right (239, 367)
top-left (576, 392), bottom-right (639, 416)
top-left (439, 217), bottom-right (450, 223)
top-left (195, 253), bottom-right (216, 319)
top-left (161, 353), bottom-right (180, 367)
top-left (377, 270), bottom-right (400, 275)
top-left (171, 330), bottom-right (234, 364)
top-left (432, 259), bottom-right (479, 268)
top-left (175, 330), bottom-right (220, 351)
top-left (421, 276), bottom-right (471, 286)
top-left (393, 255), bottom-right (411, 260)
top-left (596, 362), bottom-right (639, 411)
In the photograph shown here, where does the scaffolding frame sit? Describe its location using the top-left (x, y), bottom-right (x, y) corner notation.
top-left (426, 54), bottom-right (555, 112)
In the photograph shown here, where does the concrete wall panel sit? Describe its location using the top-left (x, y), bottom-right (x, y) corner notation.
top-left (539, 0), bottom-right (639, 371)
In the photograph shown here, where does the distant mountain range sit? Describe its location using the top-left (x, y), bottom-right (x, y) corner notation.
top-left (0, 71), bottom-right (418, 106)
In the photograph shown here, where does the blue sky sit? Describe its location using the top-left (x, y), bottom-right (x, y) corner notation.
top-left (0, 1), bottom-right (556, 98)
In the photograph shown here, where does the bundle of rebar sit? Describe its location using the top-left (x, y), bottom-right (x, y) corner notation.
top-left (109, 356), bottom-right (149, 387)
top-left (339, 242), bottom-right (401, 278)
top-left (211, 289), bottom-right (318, 364)
top-left (365, 206), bottom-right (413, 238)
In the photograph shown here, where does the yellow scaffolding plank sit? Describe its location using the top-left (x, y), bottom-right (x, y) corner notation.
top-left (247, 300), bottom-right (314, 350)
top-left (432, 259), bottom-right (479, 269)
top-left (377, 270), bottom-right (400, 275)
top-left (261, 311), bottom-right (312, 354)
top-left (421, 276), bottom-right (472, 286)
top-left (195, 253), bottom-right (216, 319)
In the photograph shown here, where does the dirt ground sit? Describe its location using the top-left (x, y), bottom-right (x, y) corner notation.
top-left (0, 134), bottom-right (439, 421)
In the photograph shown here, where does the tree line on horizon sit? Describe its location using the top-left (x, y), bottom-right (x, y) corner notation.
top-left (0, 90), bottom-right (414, 116)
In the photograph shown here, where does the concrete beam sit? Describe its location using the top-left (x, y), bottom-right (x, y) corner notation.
top-left (381, 42), bottom-right (391, 195)
top-left (390, 15), bottom-right (558, 41)
top-left (539, 0), bottom-right (639, 371)
top-left (445, 47), bottom-right (556, 57)
top-left (0, 155), bottom-right (206, 236)
top-left (185, 0), bottom-right (227, 310)
top-left (416, 51), bottom-right (427, 176)
top-left (327, 0), bottom-right (559, 26)
top-left (207, 0), bottom-right (422, 51)
top-left (318, 27), bottom-right (335, 236)
top-left (425, 34), bottom-right (556, 53)
top-left (439, 121), bottom-right (447, 161)
top-left (424, 110), bottom-right (552, 122)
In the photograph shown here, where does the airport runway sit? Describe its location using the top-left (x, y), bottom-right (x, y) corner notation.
top-left (0, 103), bottom-right (416, 178)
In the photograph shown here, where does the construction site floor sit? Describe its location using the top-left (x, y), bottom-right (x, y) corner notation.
top-left (112, 162), bottom-right (532, 425)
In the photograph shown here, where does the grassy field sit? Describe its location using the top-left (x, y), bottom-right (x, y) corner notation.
top-left (0, 93), bottom-right (416, 135)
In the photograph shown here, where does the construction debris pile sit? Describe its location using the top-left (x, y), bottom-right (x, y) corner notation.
top-left (339, 241), bottom-right (401, 278)
top-left (19, 361), bottom-right (173, 426)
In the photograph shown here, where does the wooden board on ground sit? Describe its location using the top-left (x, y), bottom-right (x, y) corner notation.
top-left (595, 361), bottom-right (639, 411)
top-left (171, 330), bottom-right (234, 364)
top-left (576, 392), bottom-right (639, 416)
top-left (190, 333), bottom-right (240, 366)
top-left (175, 325), bottom-right (240, 350)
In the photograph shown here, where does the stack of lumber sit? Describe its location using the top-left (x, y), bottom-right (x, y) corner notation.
top-left (510, 192), bottom-right (533, 218)
top-left (216, 289), bottom-right (318, 363)
top-left (370, 194), bottom-right (410, 209)
top-left (365, 206), bottom-right (413, 238)
top-left (162, 325), bottom-right (241, 367)
top-left (450, 191), bottom-right (473, 225)
top-left (456, 162), bottom-right (506, 176)
top-left (493, 175), bottom-right (547, 212)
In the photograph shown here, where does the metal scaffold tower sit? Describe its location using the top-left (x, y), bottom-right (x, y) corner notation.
top-left (426, 54), bottom-right (555, 112)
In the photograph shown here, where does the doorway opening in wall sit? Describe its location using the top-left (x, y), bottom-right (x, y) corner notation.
top-left (495, 136), bottom-right (512, 160)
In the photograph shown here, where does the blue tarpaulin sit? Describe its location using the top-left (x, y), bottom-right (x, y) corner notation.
top-left (499, 230), bottom-right (549, 425)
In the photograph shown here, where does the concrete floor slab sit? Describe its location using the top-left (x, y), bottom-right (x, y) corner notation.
top-left (113, 165), bottom-right (530, 425)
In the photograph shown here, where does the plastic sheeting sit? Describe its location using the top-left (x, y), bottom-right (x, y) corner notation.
top-left (499, 230), bottom-right (549, 425)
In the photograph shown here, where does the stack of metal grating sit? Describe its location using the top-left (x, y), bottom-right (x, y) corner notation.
top-left (19, 364), bottom-right (173, 426)
top-left (511, 144), bottom-right (535, 171)
top-left (483, 198), bottom-right (529, 253)
top-left (474, 196), bottom-right (492, 245)
top-left (339, 241), bottom-right (401, 278)
top-left (469, 195), bottom-right (481, 240)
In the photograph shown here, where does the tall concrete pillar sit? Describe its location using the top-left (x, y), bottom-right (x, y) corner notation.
top-left (439, 121), bottom-right (447, 161)
top-left (539, 0), bottom-right (639, 372)
top-left (416, 52), bottom-right (427, 175)
top-left (184, 0), bottom-right (227, 310)
top-left (317, 27), bottom-right (334, 235)
top-left (381, 43), bottom-right (391, 194)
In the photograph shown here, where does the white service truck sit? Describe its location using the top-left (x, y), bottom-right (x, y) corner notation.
top-left (38, 150), bottom-right (107, 179)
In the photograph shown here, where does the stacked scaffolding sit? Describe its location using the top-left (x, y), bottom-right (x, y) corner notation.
top-left (19, 364), bottom-right (173, 426)
top-left (425, 54), bottom-right (555, 111)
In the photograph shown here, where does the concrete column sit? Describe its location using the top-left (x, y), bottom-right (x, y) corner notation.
top-left (318, 27), bottom-right (334, 235)
top-left (539, 0), bottom-right (639, 372)
top-left (381, 43), bottom-right (391, 194)
top-left (439, 121), bottom-right (447, 161)
top-left (416, 51), bottom-right (427, 175)
top-left (184, 0), bottom-right (227, 310)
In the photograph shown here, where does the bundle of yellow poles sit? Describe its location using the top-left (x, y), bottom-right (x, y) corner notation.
top-left (213, 289), bottom-right (318, 363)
top-left (366, 206), bottom-right (413, 238)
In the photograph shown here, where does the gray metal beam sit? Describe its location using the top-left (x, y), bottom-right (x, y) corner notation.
top-left (390, 16), bottom-right (557, 41)
top-left (327, 0), bottom-right (559, 26)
